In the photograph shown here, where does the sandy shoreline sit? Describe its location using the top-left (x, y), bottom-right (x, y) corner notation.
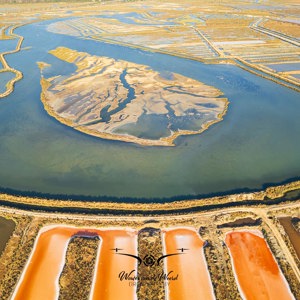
top-left (0, 180), bottom-right (299, 214)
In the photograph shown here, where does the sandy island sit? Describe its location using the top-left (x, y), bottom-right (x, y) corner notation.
top-left (40, 47), bottom-right (228, 146)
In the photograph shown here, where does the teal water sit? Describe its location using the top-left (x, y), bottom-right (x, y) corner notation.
top-left (0, 38), bottom-right (18, 54)
top-left (100, 69), bottom-right (136, 123)
top-left (0, 19), bottom-right (299, 200)
top-left (42, 54), bottom-right (76, 79)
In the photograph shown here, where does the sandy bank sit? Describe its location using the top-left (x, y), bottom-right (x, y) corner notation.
top-left (40, 47), bottom-right (228, 147)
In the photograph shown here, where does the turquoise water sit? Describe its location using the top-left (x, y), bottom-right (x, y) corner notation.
top-left (0, 38), bottom-right (18, 54)
top-left (42, 54), bottom-right (76, 79)
top-left (0, 19), bottom-right (299, 201)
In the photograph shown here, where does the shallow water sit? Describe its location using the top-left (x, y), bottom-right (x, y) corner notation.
top-left (266, 63), bottom-right (300, 72)
top-left (115, 113), bottom-right (171, 140)
top-left (0, 38), bottom-right (18, 53)
top-left (0, 19), bottom-right (299, 200)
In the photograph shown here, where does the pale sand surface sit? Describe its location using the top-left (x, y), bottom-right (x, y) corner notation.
top-left (225, 230), bottom-right (295, 300)
top-left (162, 227), bottom-right (215, 300)
top-left (11, 225), bottom-right (137, 300)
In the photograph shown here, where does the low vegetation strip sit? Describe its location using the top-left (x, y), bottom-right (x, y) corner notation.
top-left (0, 181), bottom-right (299, 216)
top-left (0, 181), bottom-right (300, 215)
top-left (58, 237), bottom-right (99, 300)
top-left (137, 228), bottom-right (165, 300)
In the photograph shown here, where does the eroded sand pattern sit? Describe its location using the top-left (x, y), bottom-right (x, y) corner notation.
top-left (11, 225), bottom-right (138, 300)
top-left (40, 47), bottom-right (228, 146)
top-left (162, 227), bottom-right (215, 300)
top-left (225, 230), bottom-right (295, 300)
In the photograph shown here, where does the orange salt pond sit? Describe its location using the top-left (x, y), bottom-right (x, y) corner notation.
top-left (225, 230), bottom-right (295, 300)
top-left (11, 225), bottom-right (138, 300)
top-left (90, 229), bottom-right (138, 300)
top-left (162, 227), bottom-right (215, 300)
top-left (11, 225), bottom-right (78, 300)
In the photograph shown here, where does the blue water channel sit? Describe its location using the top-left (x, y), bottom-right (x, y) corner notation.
top-left (0, 18), bottom-right (299, 201)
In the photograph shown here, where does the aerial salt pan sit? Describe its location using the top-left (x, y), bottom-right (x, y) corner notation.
top-left (11, 226), bottom-right (138, 300)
